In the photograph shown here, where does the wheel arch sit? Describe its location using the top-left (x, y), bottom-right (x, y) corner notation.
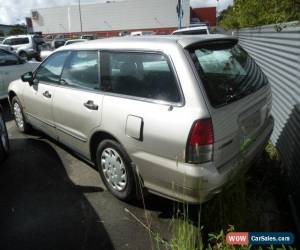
top-left (89, 130), bottom-right (123, 163)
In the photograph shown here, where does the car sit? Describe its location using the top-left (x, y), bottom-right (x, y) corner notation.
top-left (0, 105), bottom-right (9, 162)
top-left (80, 35), bottom-right (96, 40)
top-left (172, 26), bottom-right (210, 35)
top-left (130, 31), bottom-right (155, 36)
top-left (0, 49), bottom-right (39, 100)
top-left (64, 39), bottom-right (87, 46)
top-left (8, 35), bottom-right (274, 204)
top-left (2, 34), bottom-right (45, 60)
top-left (51, 38), bottom-right (66, 49)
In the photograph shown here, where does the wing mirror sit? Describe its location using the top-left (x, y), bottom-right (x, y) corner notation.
top-left (21, 72), bottom-right (34, 85)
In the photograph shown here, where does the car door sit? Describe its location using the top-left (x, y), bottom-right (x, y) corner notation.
top-left (0, 50), bottom-right (5, 98)
top-left (52, 50), bottom-right (103, 157)
top-left (22, 51), bottom-right (70, 138)
top-left (100, 51), bottom-right (187, 188)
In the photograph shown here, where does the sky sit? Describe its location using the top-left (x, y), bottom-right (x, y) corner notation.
top-left (0, 0), bottom-right (233, 25)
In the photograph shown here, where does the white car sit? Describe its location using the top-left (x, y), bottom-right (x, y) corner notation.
top-left (130, 31), bottom-right (155, 36)
top-left (172, 26), bottom-right (210, 35)
top-left (2, 34), bottom-right (45, 60)
top-left (0, 49), bottom-right (39, 99)
top-left (64, 39), bottom-right (87, 46)
top-left (0, 44), bottom-right (14, 53)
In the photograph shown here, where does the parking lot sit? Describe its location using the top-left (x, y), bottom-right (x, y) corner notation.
top-left (0, 99), bottom-right (177, 250)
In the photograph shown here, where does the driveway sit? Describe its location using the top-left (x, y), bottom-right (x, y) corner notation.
top-left (0, 100), bottom-right (174, 250)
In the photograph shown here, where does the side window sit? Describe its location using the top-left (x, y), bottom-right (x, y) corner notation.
top-left (2, 39), bottom-right (11, 45)
top-left (100, 52), bottom-right (181, 103)
top-left (35, 51), bottom-right (69, 84)
top-left (61, 51), bottom-right (99, 91)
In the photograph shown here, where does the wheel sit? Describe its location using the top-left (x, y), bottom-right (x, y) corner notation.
top-left (19, 51), bottom-right (28, 61)
top-left (12, 96), bottom-right (30, 133)
top-left (96, 139), bottom-right (136, 201)
top-left (0, 113), bottom-right (9, 162)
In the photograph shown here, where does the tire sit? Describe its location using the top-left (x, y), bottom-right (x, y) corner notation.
top-left (0, 113), bottom-right (9, 162)
top-left (11, 96), bottom-right (30, 133)
top-left (96, 139), bottom-right (136, 201)
top-left (19, 51), bottom-right (28, 61)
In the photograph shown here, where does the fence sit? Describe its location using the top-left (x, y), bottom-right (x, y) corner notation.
top-left (233, 21), bottom-right (300, 234)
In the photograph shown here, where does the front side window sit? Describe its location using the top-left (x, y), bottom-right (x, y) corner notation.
top-left (189, 42), bottom-right (268, 107)
top-left (100, 51), bottom-right (181, 103)
top-left (61, 51), bottom-right (99, 90)
top-left (35, 51), bottom-right (69, 83)
top-left (2, 39), bottom-right (11, 45)
top-left (13, 38), bottom-right (29, 45)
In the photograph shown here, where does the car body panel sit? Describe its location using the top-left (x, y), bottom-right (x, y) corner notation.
top-left (8, 35), bottom-right (273, 203)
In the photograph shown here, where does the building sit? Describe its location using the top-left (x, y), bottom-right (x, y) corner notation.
top-left (31, 0), bottom-right (190, 36)
top-left (191, 7), bottom-right (216, 26)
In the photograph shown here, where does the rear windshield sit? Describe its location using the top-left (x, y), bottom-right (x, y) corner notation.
top-left (189, 42), bottom-right (268, 107)
top-left (175, 29), bottom-right (208, 35)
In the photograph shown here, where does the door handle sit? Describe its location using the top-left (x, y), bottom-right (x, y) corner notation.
top-left (84, 100), bottom-right (98, 110)
top-left (43, 91), bottom-right (52, 98)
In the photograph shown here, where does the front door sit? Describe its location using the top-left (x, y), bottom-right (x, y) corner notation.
top-left (52, 50), bottom-right (103, 157)
top-left (22, 51), bottom-right (70, 138)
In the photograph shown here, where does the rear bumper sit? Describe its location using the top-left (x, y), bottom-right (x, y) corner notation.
top-left (145, 116), bottom-right (274, 204)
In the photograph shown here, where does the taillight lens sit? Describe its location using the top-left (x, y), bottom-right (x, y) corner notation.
top-left (186, 118), bottom-right (214, 164)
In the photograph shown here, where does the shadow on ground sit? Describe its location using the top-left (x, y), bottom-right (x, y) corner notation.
top-left (0, 138), bottom-right (114, 250)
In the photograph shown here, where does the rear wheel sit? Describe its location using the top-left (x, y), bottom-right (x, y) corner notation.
top-left (96, 139), bottom-right (136, 201)
top-left (12, 96), bottom-right (30, 133)
top-left (0, 113), bottom-right (9, 162)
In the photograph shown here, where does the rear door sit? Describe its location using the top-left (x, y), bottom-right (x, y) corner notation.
top-left (188, 40), bottom-right (272, 168)
top-left (52, 50), bottom-right (103, 157)
top-left (100, 51), bottom-right (189, 188)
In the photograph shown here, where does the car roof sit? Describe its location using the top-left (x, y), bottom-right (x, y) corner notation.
top-left (57, 34), bottom-right (237, 51)
top-left (5, 35), bottom-right (32, 39)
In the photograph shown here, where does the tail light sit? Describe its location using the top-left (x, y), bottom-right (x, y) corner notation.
top-left (186, 118), bottom-right (214, 164)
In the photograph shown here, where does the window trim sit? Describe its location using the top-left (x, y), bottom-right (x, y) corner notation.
top-left (99, 49), bottom-right (185, 107)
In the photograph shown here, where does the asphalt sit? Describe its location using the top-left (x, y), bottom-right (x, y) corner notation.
top-left (0, 100), bottom-right (175, 250)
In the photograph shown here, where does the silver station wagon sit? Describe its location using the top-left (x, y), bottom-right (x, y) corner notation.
top-left (8, 35), bottom-right (274, 203)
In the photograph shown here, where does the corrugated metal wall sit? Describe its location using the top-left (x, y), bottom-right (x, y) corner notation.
top-left (233, 21), bottom-right (300, 229)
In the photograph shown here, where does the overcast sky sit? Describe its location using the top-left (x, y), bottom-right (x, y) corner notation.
top-left (0, 0), bottom-right (233, 25)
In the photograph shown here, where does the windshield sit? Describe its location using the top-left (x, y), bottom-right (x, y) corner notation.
top-left (189, 42), bottom-right (268, 107)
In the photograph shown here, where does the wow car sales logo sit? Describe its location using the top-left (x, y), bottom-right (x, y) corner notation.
top-left (226, 232), bottom-right (295, 246)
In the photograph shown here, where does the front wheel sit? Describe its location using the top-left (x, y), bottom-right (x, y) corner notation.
top-left (96, 139), bottom-right (137, 201)
top-left (12, 96), bottom-right (30, 133)
top-left (0, 113), bottom-right (9, 162)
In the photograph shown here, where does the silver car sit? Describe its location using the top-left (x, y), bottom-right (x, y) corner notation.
top-left (8, 35), bottom-right (274, 203)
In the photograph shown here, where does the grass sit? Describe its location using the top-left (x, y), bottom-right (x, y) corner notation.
top-left (148, 142), bottom-right (295, 250)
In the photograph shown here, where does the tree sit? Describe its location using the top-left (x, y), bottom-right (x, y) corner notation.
top-left (219, 0), bottom-right (300, 30)
top-left (9, 26), bottom-right (26, 35)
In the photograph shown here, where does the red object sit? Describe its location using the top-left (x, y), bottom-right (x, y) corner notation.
top-left (192, 7), bottom-right (217, 26)
top-left (226, 232), bottom-right (249, 246)
top-left (189, 119), bottom-right (214, 146)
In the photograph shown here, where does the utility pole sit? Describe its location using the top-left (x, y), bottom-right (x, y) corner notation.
top-left (78, 0), bottom-right (83, 34)
top-left (177, 0), bottom-right (183, 29)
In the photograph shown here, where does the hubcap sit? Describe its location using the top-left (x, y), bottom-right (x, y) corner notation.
top-left (0, 117), bottom-right (8, 152)
top-left (101, 148), bottom-right (127, 191)
top-left (13, 102), bottom-right (24, 129)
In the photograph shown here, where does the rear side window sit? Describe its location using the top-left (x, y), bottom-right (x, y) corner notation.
top-left (189, 42), bottom-right (268, 107)
top-left (61, 51), bottom-right (99, 90)
top-left (12, 38), bottom-right (29, 45)
top-left (100, 52), bottom-right (181, 103)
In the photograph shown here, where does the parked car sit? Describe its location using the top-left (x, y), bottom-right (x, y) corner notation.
top-left (0, 105), bottom-right (9, 162)
top-left (80, 35), bottom-right (96, 40)
top-left (130, 31), bottom-right (155, 36)
top-left (172, 26), bottom-right (210, 35)
top-left (0, 49), bottom-right (39, 99)
top-left (2, 34), bottom-right (45, 60)
top-left (64, 39), bottom-right (87, 46)
top-left (8, 35), bottom-right (274, 203)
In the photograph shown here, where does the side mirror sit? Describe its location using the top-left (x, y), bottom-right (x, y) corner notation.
top-left (21, 72), bottom-right (34, 85)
